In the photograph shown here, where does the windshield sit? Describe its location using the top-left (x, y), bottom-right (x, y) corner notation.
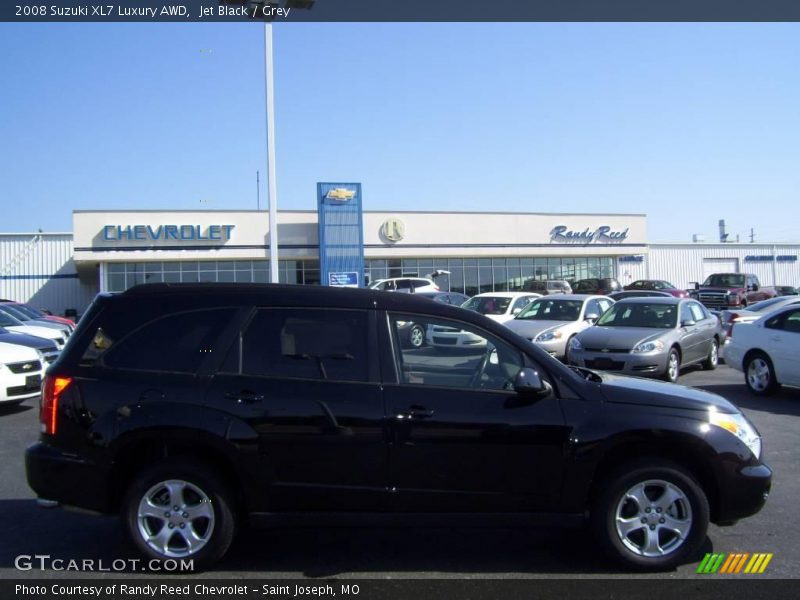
top-left (0, 311), bottom-right (24, 327)
top-left (596, 302), bottom-right (677, 328)
top-left (516, 298), bottom-right (583, 321)
top-left (0, 305), bottom-right (31, 321)
top-left (702, 274), bottom-right (745, 288)
top-left (9, 304), bottom-right (43, 318)
top-left (748, 297), bottom-right (790, 313)
top-left (462, 296), bottom-right (512, 315)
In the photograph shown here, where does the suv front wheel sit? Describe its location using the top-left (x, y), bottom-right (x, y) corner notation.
top-left (121, 459), bottom-right (237, 570)
top-left (592, 460), bottom-right (709, 571)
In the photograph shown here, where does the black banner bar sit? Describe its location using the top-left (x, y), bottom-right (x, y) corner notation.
top-left (2, 579), bottom-right (795, 600)
top-left (4, 0), bottom-right (800, 23)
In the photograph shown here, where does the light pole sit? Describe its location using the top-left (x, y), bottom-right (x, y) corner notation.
top-left (264, 21), bottom-right (279, 283)
top-left (259, 1), bottom-right (315, 284)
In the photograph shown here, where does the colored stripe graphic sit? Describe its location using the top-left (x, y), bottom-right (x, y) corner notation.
top-left (697, 552), bottom-right (772, 574)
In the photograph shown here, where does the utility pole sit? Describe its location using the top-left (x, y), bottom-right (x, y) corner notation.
top-left (750, 228), bottom-right (755, 243)
top-left (256, 171), bottom-right (260, 210)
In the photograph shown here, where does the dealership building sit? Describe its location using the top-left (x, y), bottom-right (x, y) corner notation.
top-left (1, 200), bottom-right (798, 316)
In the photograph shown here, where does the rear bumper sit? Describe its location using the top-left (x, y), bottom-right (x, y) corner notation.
top-left (25, 442), bottom-right (112, 514)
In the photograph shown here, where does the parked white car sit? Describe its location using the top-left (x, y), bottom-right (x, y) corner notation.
top-left (0, 310), bottom-right (67, 349)
top-left (0, 341), bottom-right (45, 406)
top-left (427, 292), bottom-right (541, 349)
top-left (724, 304), bottom-right (800, 395)
top-left (721, 296), bottom-right (800, 339)
top-left (368, 277), bottom-right (439, 293)
top-left (460, 292), bottom-right (541, 324)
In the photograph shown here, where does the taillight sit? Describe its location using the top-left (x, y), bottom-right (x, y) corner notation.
top-left (40, 375), bottom-right (72, 435)
top-left (433, 284), bottom-right (440, 291)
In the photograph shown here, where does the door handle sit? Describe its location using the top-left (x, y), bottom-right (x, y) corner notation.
top-left (225, 390), bottom-right (264, 404)
top-left (394, 405), bottom-right (434, 420)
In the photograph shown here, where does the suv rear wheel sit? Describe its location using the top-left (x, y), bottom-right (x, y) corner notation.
top-left (121, 459), bottom-right (236, 570)
top-left (592, 460), bottom-right (709, 571)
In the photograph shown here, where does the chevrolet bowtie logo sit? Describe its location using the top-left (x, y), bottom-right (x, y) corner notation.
top-left (325, 188), bottom-right (355, 201)
top-left (22, 363), bottom-right (33, 370)
top-left (601, 348), bottom-right (610, 353)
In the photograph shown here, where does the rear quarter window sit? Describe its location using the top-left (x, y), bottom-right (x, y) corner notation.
top-left (91, 309), bottom-right (236, 373)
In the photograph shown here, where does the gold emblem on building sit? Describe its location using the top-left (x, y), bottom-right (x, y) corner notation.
top-left (380, 218), bottom-right (405, 243)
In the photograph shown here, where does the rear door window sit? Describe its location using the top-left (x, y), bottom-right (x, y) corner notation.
top-left (232, 309), bottom-right (370, 382)
top-left (101, 309), bottom-right (236, 373)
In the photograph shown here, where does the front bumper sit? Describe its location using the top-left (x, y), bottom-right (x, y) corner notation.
top-left (1, 370), bottom-right (43, 403)
top-left (25, 442), bottom-right (112, 514)
top-left (531, 338), bottom-right (568, 360)
top-left (569, 349), bottom-right (668, 377)
top-left (715, 462), bottom-right (772, 524)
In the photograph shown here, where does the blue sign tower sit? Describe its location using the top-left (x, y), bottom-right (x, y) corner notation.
top-left (317, 183), bottom-right (365, 288)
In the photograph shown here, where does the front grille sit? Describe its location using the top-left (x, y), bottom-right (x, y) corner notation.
top-left (585, 348), bottom-right (630, 354)
top-left (585, 359), bottom-right (625, 371)
top-left (6, 360), bottom-right (42, 374)
top-left (698, 293), bottom-right (728, 310)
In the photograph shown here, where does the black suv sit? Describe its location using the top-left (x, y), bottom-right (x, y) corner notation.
top-left (573, 278), bottom-right (623, 295)
top-left (26, 283), bottom-right (771, 570)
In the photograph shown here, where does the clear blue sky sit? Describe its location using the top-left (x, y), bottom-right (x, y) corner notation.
top-left (1, 23), bottom-right (798, 242)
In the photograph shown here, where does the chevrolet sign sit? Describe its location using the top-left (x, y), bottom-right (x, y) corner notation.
top-left (325, 188), bottom-right (356, 202)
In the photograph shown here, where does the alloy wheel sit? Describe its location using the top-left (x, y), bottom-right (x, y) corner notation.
top-left (614, 479), bottom-right (693, 558)
top-left (136, 479), bottom-right (215, 558)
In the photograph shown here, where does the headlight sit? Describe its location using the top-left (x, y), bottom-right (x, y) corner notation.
top-left (727, 292), bottom-right (738, 302)
top-left (396, 320), bottom-right (408, 327)
top-left (535, 330), bottom-right (563, 342)
top-left (569, 336), bottom-right (583, 350)
top-left (708, 408), bottom-right (761, 459)
top-left (632, 340), bottom-right (665, 354)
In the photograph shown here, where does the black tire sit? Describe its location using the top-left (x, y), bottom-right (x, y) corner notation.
top-left (662, 348), bottom-right (680, 383)
top-left (592, 460), bottom-right (709, 571)
top-left (408, 324), bottom-right (426, 349)
top-left (121, 459), bottom-right (237, 571)
top-left (702, 338), bottom-right (719, 371)
top-left (744, 352), bottom-right (781, 396)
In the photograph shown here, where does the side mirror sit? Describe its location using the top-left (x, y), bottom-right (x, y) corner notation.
top-left (681, 319), bottom-right (696, 328)
top-left (585, 313), bottom-right (600, 322)
top-left (513, 368), bottom-right (551, 398)
top-left (694, 282), bottom-right (700, 291)
top-left (752, 284), bottom-right (759, 292)
top-left (512, 307), bottom-right (522, 315)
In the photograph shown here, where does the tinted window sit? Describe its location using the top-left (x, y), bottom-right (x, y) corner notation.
top-left (512, 296), bottom-right (533, 312)
top-left (462, 296), bottom-right (512, 316)
top-left (389, 314), bottom-right (522, 392)
top-left (239, 309), bottom-right (369, 382)
top-left (103, 309), bottom-right (235, 373)
top-left (765, 308), bottom-right (800, 333)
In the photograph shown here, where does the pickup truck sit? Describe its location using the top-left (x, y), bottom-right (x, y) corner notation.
top-left (691, 273), bottom-right (776, 311)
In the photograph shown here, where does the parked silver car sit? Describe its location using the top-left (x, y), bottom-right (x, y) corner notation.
top-left (568, 297), bottom-right (723, 383)
top-left (504, 295), bottom-right (614, 360)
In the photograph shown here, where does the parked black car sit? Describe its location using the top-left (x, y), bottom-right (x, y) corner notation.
top-left (26, 283), bottom-right (771, 571)
top-left (573, 278), bottom-right (623, 295)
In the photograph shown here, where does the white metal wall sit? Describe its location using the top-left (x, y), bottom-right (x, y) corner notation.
top-left (0, 233), bottom-right (97, 316)
top-left (648, 244), bottom-right (800, 290)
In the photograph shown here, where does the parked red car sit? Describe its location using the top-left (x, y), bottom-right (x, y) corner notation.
top-left (623, 279), bottom-right (688, 298)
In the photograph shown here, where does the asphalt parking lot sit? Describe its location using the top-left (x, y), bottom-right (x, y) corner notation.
top-left (1, 364), bottom-right (797, 580)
